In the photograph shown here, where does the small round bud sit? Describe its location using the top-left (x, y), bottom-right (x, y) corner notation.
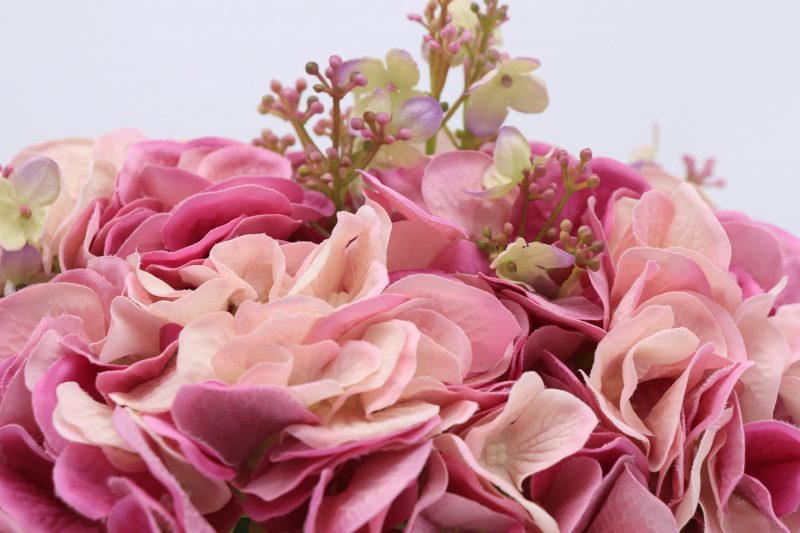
top-left (587, 258), bottom-right (601, 272)
top-left (585, 174), bottom-right (601, 188)
top-left (482, 226), bottom-right (492, 238)
top-left (495, 232), bottom-right (507, 247)
top-left (295, 78), bottom-right (308, 92)
top-left (305, 62), bottom-right (319, 75)
top-left (282, 135), bottom-right (296, 147)
top-left (19, 205), bottom-right (32, 219)
top-left (560, 219), bottom-right (574, 233)
top-left (308, 151), bottom-right (324, 163)
top-left (375, 112), bottom-right (391, 126)
top-left (340, 157), bottom-right (353, 167)
top-left (325, 147), bottom-right (338, 159)
top-left (545, 227), bottom-right (557, 240)
top-left (297, 165), bottom-right (311, 177)
top-left (448, 42), bottom-right (461, 55)
top-left (352, 73), bottom-right (368, 87)
top-left (383, 134), bottom-right (396, 145)
top-left (533, 164), bottom-right (547, 179)
top-left (541, 188), bottom-right (556, 202)
top-left (579, 148), bottom-right (593, 163)
top-left (363, 111), bottom-right (376, 124)
top-left (324, 67), bottom-right (335, 79)
top-left (270, 79), bottom-right (282, 92)
top-left (350, 117), bottom-right (365, 130)
top-left (590, 241), bottom-right (605, 253)
top-left (312, 84), bottom-right (326, 93)
top-left (320, 172), bottom-right (334, 183)
top-left (329, 55), bottom-right (343, 68)
top-left (309, 101), bottom-right (324, 114)
top-left (396, 128), bottom-right (413, 141)
top-left (407, 13), bottom-right (423, 23)
top-left (503, 222), bottom-right (514, 236)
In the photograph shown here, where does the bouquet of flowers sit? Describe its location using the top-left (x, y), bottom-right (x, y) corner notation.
top-left (2, 1), bottom-right (799, 532)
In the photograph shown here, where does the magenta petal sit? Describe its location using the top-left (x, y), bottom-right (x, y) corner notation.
top-left (161, 185), bottom-right (292, 250)
top-left (744, 420), bottom-right (800, 517)
top-left (53, 443), bottom-right (120, 519)
top-left (112, 408), bottom-right (215, 532)
top-left (195, 144), bottom-right (292, 181)
top-left (135, 165), bottom-right (211, 209)
top-left (172, 382), bottom-right (319, 468)
top-left (588, 465), bottom-right (678, 532)
top-left (312, 442), bottom-right (432, 532)
top-left (0, 425), bottom-right (99, 531)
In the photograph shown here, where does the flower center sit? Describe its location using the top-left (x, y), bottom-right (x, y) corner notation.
top-left (500, 74), bottom-right (513, 88)
top-left (19, 205), bottom-right (32, 219)
top-left (484, 442), bottom-right (509, 466)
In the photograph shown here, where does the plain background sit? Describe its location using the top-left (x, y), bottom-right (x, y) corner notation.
top-left (1, 1), bottom-right (799, 231)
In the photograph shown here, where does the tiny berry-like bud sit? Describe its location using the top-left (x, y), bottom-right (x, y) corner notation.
top-left (578, 225), bottom-right (592, 241)
top-left (448, 42), bottom-right (461, 55)
top-left (396, 128), bottom-right (413, 141)
top-left (340, 156), bottom-right (352, 167)
top-left (309, 101), bottom-right (324, 114)
top-left (297, 165), bottom-right (311, 177)
top-left (320, 172), bottom-right (334, 183)
top-left (495, 232), bottom-right (507, 247)
top-left (324, 67), bottom-right (335, 79)
top-left (580, 148), bottom-right (593, 162)
top-left (428, 42), bottom-right (442, 52)
top-left (441, 24), bottom-right (457, 39)
top-left (586, 174), bottom-right (601, 188)
top-left (270, 79), bottom-right (282, 92)
top-left (361, 129), bottom-right (375, 140)
top-left (352, 73), bottom-right (368, 87)
top-left (308, 151), bottom-right (323, 163)
top-left (312, 83), bottom-right (326, 93)
top-left (407, 13), bottom-right (423, 23)
top-left (282, 135), bottom-right (296, 146)
top-left (329, 55), bottom-right (343, 68)
top-left (296, 79), bottom-right (308, 92)
top-left (587, 258), bottom-right (601, 272)
top-left (375, 112), bottom-right (391, 126)
top-left (482, 226), bottom-right (492, 238)
top-left (325, 147), bottom-right (338, 159)
top-left (591, 241), bottom-right (604, 253)
top-left (528, 182), bottom-right (540, 195)
top-left (533, 165), bottom-right (547, 179)
top-left (350, 117), bottom-right (365, 130)
top-left (545, 227), bottom-right (557, 240)
top-left (1, 165), bottom-right (11, 178)
top-left (383, 134), bottom-right (396, 145)
top-left (560, 219), bottom-right (574, 233)
top-left (281, 87), bottom-right (300, 103)
top-left (19, 205), bottom-right (32, 219)
top-left (305, 62), bottom-right (319, 75)
top-left (363, 111), bottom-right (377, 123)
top-left (541, 188), bottom-right (556, 202)
top-left (503, 222), bottom-right (514, 236)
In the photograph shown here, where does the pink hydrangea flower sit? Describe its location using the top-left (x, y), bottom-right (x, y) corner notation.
top-left (60, 138), bottom-right (334, 285)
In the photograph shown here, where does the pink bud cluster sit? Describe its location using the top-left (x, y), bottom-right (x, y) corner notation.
top-left (350, 112), bottom-right (411, 145)
top-left (684, 154), bottom-right (725, 188)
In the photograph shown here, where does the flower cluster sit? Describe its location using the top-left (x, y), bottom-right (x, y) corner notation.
top-left (2, 1), bottom-right (799, 532)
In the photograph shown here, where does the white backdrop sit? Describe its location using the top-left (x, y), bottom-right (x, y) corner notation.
top-left (2, 0), bottom-right (799, 231)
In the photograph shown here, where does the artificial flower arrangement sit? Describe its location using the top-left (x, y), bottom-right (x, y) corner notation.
top-left (1, 1), bottom-right (799, 532)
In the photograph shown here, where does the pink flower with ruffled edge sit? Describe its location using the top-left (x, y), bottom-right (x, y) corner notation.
top-left (60, 138), bottom-right (334, 286)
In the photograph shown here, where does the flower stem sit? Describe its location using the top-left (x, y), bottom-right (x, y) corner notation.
top-left (534, 188), bottom-right (572, 243)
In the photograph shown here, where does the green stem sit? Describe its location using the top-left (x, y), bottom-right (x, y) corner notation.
top-left (558, 266), bottom-right (585, 298)
top-left (441, 93), bottom-right (466, 128)
top-left (334, 142), bottom-right (382, 209)
top-left (534, 188), bottom-right (573, 243)
top-left (517, 175), bottom-right (531, 238)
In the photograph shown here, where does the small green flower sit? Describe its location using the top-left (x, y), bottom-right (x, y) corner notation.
top-left (0, 157), bottom-right (60, 251)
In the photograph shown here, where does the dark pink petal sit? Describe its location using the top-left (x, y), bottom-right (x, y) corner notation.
top-left (172, 382), bottom-right (318, 468)
top-left (195, 144), bottom-right (292, 181)
top-left (744, 420), bottom-right (800, 517)
top-left (0, 425), bottom-right (100, 532)
top-left (161, 185), bottom-right (292, 250)
top-left (311, 443), bottom-right (432, 531)
top-left (587, 464), bottom-right (678, 532)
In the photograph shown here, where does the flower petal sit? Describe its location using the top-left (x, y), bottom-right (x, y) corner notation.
top-left (490, 126), bottom-right (532, 182)
top-left (385, 49), bottom-right (420, 90)
top-left (10, 157), bottom-right (61, 207)
top-left (509, 75), bottom-right (549, 114)
top-left (465, 85), bottom-right (510, 137)
top-left (394, 96), bottom-right (443, 141)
